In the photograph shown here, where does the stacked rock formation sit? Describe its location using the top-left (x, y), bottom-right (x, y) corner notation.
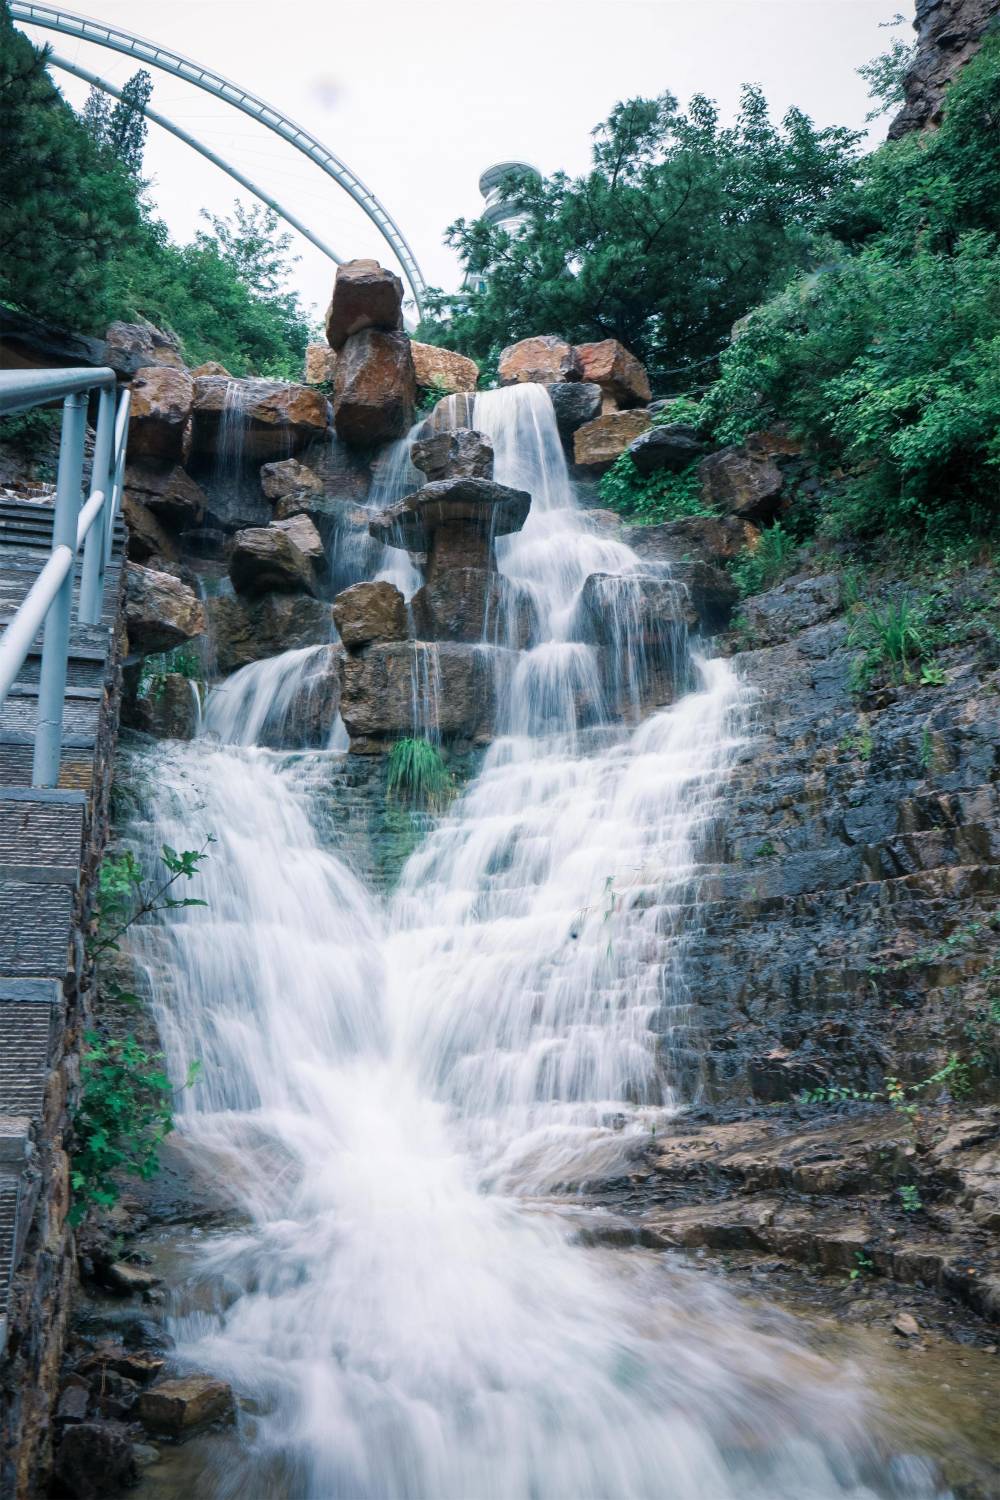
top-left (326, 260), bottom-right (416, 446)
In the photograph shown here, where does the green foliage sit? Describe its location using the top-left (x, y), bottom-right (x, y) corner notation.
top-left (419, 86), bottom-right (861, 389)
top-left (416, 378), bottom-right (453, 416)
top-left (0, 9), bottom-right (309, 373)
top-left (138, 643), bottom-right (205, 701)
top-left (753, 840), bottom-right (777, 859)
top-left (728, 523), bottom-right (797, 597)
top-left (72, 839), bottom-right (211, 1219)
top-left (0, 404), bottom-right (59, 458)
top-left (848, 595), bottom-right (931, 690)
top-left (386, 738), bottom-right (454, 813)
top-left (848, 1251), bottom-right (875, 1282)
top-left (838, 724), bottom-right (873, 761)
top-left (897, 1183), bottom-right (923, 1213)
top-left (799, 1053), bottom-right (972, 1116)
top-left (598, 456), bottom-right (709, 525)
top-left (856, 14), bottom-right (916, 122)
top-left (704, 36), bottom-right (1000, 543)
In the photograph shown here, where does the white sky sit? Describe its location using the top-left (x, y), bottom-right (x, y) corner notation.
top-left (21, 0), bottom-right (908, 325)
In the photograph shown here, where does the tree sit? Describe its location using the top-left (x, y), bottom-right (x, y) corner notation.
top-left (82, 68), bottom-right (152, 175)
top-left (197, 201), bottom-right (300, 296)
top-left (419, 86), bottom-right (862, 391)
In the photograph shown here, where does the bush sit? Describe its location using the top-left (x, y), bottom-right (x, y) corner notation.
top-left (598, 456), bottom-right (710, 525)
top-left (728, 523), bottom-right (798, 596)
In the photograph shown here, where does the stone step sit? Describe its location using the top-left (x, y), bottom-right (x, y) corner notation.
top-left (0, 1165), bottom-right (40, 1357)
top-left (0, 739), bottom-right (95, 792)
top-left (0, 980), bottom-right (58, 1119)
top-left (0, 881), bottom-right (73, 977)
top-left (12, 645), bottom-right (107, 691)
top-left (0, 685), bottom-right (103, 741)
top-left (0, 790), bottom-right (86, 884)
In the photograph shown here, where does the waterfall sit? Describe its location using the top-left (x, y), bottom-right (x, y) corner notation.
top-left (124, 385), bottom-right (945, 1498)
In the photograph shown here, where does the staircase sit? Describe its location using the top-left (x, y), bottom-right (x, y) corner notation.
top-left (0, 491), bottom-right (125, 1358)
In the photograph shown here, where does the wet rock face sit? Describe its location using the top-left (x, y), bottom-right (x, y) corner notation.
top-left (207, 591), bottom-right (332, 675)
top-left (409, 570), bottom-right (532, 646)
top-left (123, 671), bottom-right (200, 741)
top-left (577, 573), bottom-right (692, 713)
top-left (333, 329), bottom-right (417, 447)
top-left (573, 409), bottom-right (652, 473)
top-left (547, 381), bottom-right (603, 443)
top-left (124, 564), bottom-right (206, 655)
top-left (410, 340), bottom-right (479, 394)
top-left (332, 580), bottom-right (408, 651)
top-left (369, 476), bottom-right (530, 580)
top-left (324, 258), bottom-right (404, 350)
top-left (575, 339), bottom-right (651, 409)
top-left (127, 366), bottom-right (194, 462)
top-left (621, 515), bottom-right (759, 569)
top-left (628, 424), bottom-right (705, 475)
top-left (228, 516), bottom-right (323, 596)
top-left (498, 335), bottom-right (582, 386)
top-left (889, 0), bottom-right (997, 138)
top-left (339, 641), bottom-right (513, 750)
top-left (190, 376), bottom-right (329, 463)
top-left (410, 428), bottom-right (494, 482)
top-left (120, 493), bottom-right (178, 566)
top-left (125, 460), bottom-right (206, 527)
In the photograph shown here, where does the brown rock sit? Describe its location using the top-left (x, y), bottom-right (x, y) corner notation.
top-left (622, 515), bottom-right (759, 569)
top-left (304, 342), bottom-right (337, 385)
top-left (410, 341), bottom-right (479, 394)
top-left (125, 460), bottom-right (207, 527)
top-left (191, 376), bottom-right (329, 462)
top-left (207, 592), bottom-right (332, 675)
top-left (127, 366), bottom-right (194, 462)
top-left (137, 1375), bottom-right (235, 1438)
top-left (325, 259), bottom-right (404, 351)
top-left (892, 1311), bottom-right (921, 1337)
top-left (410, 428), bottom-right (494, 482)
top-left (572, 410), bottom-right (651, 473)
top-left (332, 580), bottom-right (408, 650)
top-left (228, 520), bottom-right (320, 596)
top-left (698, 443), bottom-right (785, 522)
top-left (190, 361), bottom-right (230, 377)
top-left (121, 493), bottom-right (179, 565)
top-left (104, 318), bottom-right (184, 376)
top-left (77, 1345), bottom-right (166, 1385)
top-left (575, 340), bottom-right (651, 408)
top-left (498, 335), bottom-right (582, 386)
top-left (125, 672), bottom-right (201, 741)
top-left (104, 1261), bottom-right (162, 1296)
top-left (333, 329), bottom-right (416, 447)
top-left (125, 564), bottom-right (205, 655)
top-left (410, 569), bottom-right (513, 644)
top-left (252, 643), bottom-right (342, 749)
top-left (260, 457), bottom-right (324, 502)
top-left (339, 640), bottom-right (514, 748)
top-left (671, 560), bottom-right (739, 633)
top-left (54, 1421), bottom-right (138, 1499)
top-left (889, 0), bottom-right (997, 138)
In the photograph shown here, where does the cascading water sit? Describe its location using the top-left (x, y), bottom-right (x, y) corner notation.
top-left (126, 385), bottom-right (946, 1499)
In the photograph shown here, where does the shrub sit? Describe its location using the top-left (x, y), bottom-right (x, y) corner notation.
top-left (728, 523), bottom-right (798, 597)
top-left (598, 456), bottom-right (710, 525)
top-left (386, 738), bottom-right (453, 812)
top-left (848, 595), bottom-right (931, 689)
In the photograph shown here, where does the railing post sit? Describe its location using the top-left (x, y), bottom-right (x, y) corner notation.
top-left (33, 393), bottom-right (86, 787)
top-left (78, 383), bottom-right (115, 626)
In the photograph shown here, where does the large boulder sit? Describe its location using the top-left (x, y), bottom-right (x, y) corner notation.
top-left (304, 342), bottom-right (337, 385)
top-left (325, 259), bottom-right (404, 350)
top-left (628, 424), bottom-right (705, 475)
top-left (252, 644), bottom-right (342, 749)
top-left (498, 335), bottom-right (582, 386)
top-left (259, 457), bottom-right (323, 502)
top-left (339, 640), bottom-right (513, 750)
top-left (572, 410), bottom-right (651, 473)
top-left (332, 580), bottom-right (408, 650)
top-left (575, 340), bottom-right (651, 409)
top-left (124, 671), bottom-right (201, 740)
top-left (228, 516), bottom-right (322, 596)
top-left (137, 1375), bottom-right (234, 1438)
top-left (104, 318), bottom-right (185, 377)
top-left (127, 366), bottom-right (193, 462)
top-left (547, 381), bottom-right (602, 443)
top-left (190, 376), bottom-right (329, 463)
top-left (369, 476), bottom-right (530, 578)
top-left (333, 329), bottom-right (416, 447)
top-left (409, 570), bottom-right (532, 646)
top-left (410, 428), bottom-right (494, 482)
top-left (124, 564), bottom-right (205, 655)
top-left (124, 460), bottom-right (206, 527)
top-left (411, 341), bottom-right (479, 394)
top-left (577, 573), bottom-right (690, 712)
top-left (206, 591), bottom-right (332, 675)
top-left (699, 441), bottom-right (785, 522)
top-left (670, 560), bottom-right (739, 633)
top-left (54, 1421), bottom-right (138, 1500)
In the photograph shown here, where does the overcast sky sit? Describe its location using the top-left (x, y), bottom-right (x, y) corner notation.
top-left (21, 0), bottom-right (908, 325)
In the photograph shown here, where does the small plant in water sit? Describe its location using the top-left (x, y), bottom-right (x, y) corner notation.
top-left (848, 1251), bottom-right (875, 1283)
top-left (386, 737), bottom-right (453, 812)
top-left (897, 1184), bottom-right (923, 1213)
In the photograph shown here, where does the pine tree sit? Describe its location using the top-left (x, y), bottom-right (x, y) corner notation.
top-left (108, 68), bottom-right (152, 176)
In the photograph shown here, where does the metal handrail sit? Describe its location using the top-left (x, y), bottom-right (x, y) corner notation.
top-left (0, 366), bottom-right (130, 786)
top-left (10, 2), bottom-right (428, 315)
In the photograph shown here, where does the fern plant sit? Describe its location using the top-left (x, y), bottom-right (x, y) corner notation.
top-left (386, 737), bottom-right (453, 812)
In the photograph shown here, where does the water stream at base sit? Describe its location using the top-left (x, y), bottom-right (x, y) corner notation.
top-left (128, 386), bottom-right (946, 1498)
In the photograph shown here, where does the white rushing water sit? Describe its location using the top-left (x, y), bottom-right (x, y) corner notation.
top-left (128, 386), bottom-right (944, 1499)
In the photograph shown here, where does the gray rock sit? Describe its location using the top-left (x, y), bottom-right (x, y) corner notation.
top-left (368, 478), bottom-right (530, 573)
top-left (228, 521), bottom-right (320, 596)
top-left (207, 591), bottom-right (332, 675)
top-left (628, 424), bottom-right (705, 476)
top-left (54, 1422), bottom-right (138, 1499)
top-left (547, 382), bottom-right (603, 442)
top-left (410, 428), bottom-right (494, 482)
top-left (332, 581), bottom-right (408, 651)
top-left (741, 572), bottom-right (842, 646)
top-left (125, 564), bottom-right (206, 656)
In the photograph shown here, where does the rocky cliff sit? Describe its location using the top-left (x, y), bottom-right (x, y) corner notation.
top-left (889, 0), bottom-right (999, 137)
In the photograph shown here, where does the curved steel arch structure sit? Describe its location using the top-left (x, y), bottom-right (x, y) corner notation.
top-left (10, 1), bottom-right (428, 315)
top-left (49, 54), bottom-right (345, 272)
